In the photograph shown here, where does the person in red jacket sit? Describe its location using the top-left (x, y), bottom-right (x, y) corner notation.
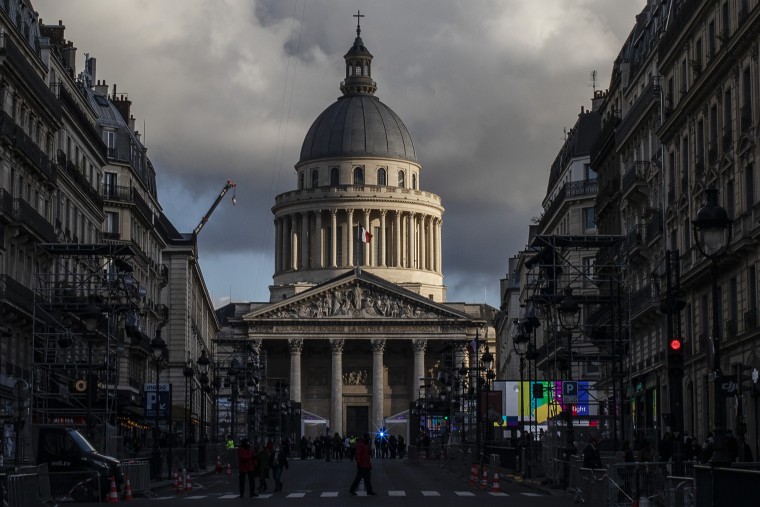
top-left (237, 438), bottom-right (257, 497)
top-left (349, 433), bottom-right (377, 496)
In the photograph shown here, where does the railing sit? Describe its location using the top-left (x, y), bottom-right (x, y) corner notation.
top-left (629, 284), bottom-right (658, 319)
top-left (744, 308), bottom-right (758, 331)
top-left (59, 85), bottom-right (107, 158)
top-left (11, 197), bottom-right (56, 242)
top-left (0, 34), bottom-right (62, 118)
top-left (274, 184), bottom-right (442, 206)
top-left (59, 152), bottom-right (103, 207)
top-left (616, 81), bottom-right (658, 144)
top-left (0, 110), bottom-right (55, 183)
top-left (541, 179), bottom-right (597, 228)
top-left (659, 0), bottom-right (700, 61)
top-left (621, 161), bottom-right (649, 191)
top-left (0, 274), bottom-right (35, 315)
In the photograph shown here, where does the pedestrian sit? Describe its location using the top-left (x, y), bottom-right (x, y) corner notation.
top-left (300, 435), bottom-right (308, 460)
top-left (349, 433), bottom-right (377, 496)
top-left (269, 442), bottom-right (289, 492)
top-left (237, 438), bottom-right (257, 497)
top-left (256, 444), bottom-right (271, 493)
top-left (582, 437), bottom-right (603, 469)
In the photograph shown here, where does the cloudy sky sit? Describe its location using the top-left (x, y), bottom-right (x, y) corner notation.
top-left (34, 0), bottom-right (644, 308)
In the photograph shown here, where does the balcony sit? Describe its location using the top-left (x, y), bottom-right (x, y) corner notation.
top-left (744, 309), bottom-right (758, 332)
top-left (0, 111), bottom-right (55, 184)
top-left (725, 319), bottom-right (737, 339)
top-left (621, 224), bottom-right (648, 263)
top-left (102, 185), bottom-right (153, 223)
top-left (645, 210), bottom-right (663, 244)
top-left (0, 274), bottom-right (34, 317)
top-left (0, 34), bottom-right (62, 119)
top-left (58, 86), bottom-right (106, 159)
top-left (629, 284), bottom-right (659, 324)
top-left (615, 81), bottom-right (659, 144)
top-left (158, 264), bottom-right (169, 288)
top-left (540, 179), bottom-right (597, 229)
top-left (11, 197), bottom-right (56, 243)
top-left (621, 162), bottom-right (650, 205)
top-left (58, 151), bottom-right (103, 207)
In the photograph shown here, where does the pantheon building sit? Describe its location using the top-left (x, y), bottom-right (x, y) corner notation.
top-left (217, 21), bottom-right (495, 439)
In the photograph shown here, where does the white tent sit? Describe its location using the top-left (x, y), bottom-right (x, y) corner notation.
top-left (301, 410), bottom-right (328, 436)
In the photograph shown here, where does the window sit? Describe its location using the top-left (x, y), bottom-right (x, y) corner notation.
top-left (299, 172), bottom-right (305, 190)
top-left (708, 21), bottom-right (716, 58)
top-left (582, 257), bottom-right (594, 285)
top-left (722, 2), bottom-right (729, 37)
top-left (377, 168), bottom-right (386, 186)
top-left (103, 172), bottom-right (117, 198)
top-left (104, 212), bottom-right (119, 235)
top-left (412, 174), bottom-right (417, 190)
top-left (726, 180), bottom-right (735, 219)
top-left (584, 163), bottom-right (597, 181)
top-left (353, 166), bottom-right (364, 185)
top-left (745, 163), bottom-right (754, 210)
top-left (709, 105), bottom-right (718, 160)
top-left (701, 294), bottom-right (709, 338)
top-left (330, 167), bottom-right (339, 186)
top-left (694, 38), bottom-right (703, 72)
top-left (582, 207), bottom-right (596, 230)
top-left (724, 89), bottom-right (733, 146)
top-left (681, 136), bottom-right (689, 194)
top-left (311, 169), bottom-right (319, 188)
top-left (398, 170), bottom-right (405, 188)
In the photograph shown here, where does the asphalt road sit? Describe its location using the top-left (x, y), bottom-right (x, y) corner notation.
top-left (66, 458), bottom-right (573, 506)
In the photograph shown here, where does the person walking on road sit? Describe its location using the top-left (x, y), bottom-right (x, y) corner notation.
top-left (269, 443), bottom-right (289, 492)
top-left (237, 438), bottom-right (257, 497)
top-left (349, 433), bottom-right (377, 496)
top-left (256, 444), bottom-right (271, 493)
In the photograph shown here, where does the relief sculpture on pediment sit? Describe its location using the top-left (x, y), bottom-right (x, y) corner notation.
top-left (268, 283), bottom-right (439, 319)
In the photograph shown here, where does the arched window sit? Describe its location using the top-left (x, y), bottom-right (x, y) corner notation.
top-left (330, 167), bottom-right (340, 186)
top-left (398, 170), bottom-right (405, 188)
top-left (311, 169), bottom-right (319, 188)
top-left (412, 174), bottom-right (418, 190)
top-left (356, 65), bottom-right (361, 76)
top-left (377, 168), bottom-right (387, 186)
top-left (299, 172), bottom-right (305, 190)
top-left (353, 166), bottom-right (364, 185)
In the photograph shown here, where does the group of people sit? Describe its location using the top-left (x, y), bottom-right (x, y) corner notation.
top-left (297, 432), bottom-right (406, 461)
top-left (235, 437), bottom-right (289, 497)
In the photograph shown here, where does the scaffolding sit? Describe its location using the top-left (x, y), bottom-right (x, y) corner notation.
top-left (521, 234), bottom-right (627, 448)
top-left (31, 242), bottom-right (145, 450)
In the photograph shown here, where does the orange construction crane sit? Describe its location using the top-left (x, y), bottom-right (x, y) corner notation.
top-left (192, 179), bottom-right (237, 237)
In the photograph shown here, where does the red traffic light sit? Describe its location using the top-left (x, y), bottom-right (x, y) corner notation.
top-left (669, 338), bottom-right (683, 351)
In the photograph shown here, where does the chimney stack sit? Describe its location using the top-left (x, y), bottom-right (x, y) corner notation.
top-left (94, 80), bottom-right (109, 97)
top-left (62, 41), bottom-right (77, 77)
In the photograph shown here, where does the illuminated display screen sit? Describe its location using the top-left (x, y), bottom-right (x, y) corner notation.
top-left (492, 380), bottom-right (598, 428)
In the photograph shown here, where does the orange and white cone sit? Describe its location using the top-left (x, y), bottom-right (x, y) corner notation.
top-left (176, 471), bottom-right (184, 495)
top-left (185, 472), bottom-right (192, 493)
top-left (227, 462), bottom-right (232, 476)
top-left (479, 466), bottom-right (489, 489)
top-left (468, 464), bottom-right (478, 485)
top-left (216, 455), bottom-right (222, 473)
top-left (123, 475), bottom-right (133, 501)
top-left (489, 468), bottom-right (502, 493)
top-left (107, 476), bottom-right (120, 503)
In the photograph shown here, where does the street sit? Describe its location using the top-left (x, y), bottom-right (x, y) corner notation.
top-left (78, 458), bottom-right (572, 506)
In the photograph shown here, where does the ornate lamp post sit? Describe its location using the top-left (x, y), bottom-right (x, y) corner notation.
top-left (80, 298), bottom-right (104, 439)
top-left (481, 345), bottom-right (494, 450)
top-left (693, 187), bottom-right (732, 464)
top-left (197, 350), bottom-right (211, 469)
top-left (149, 330), bottom-right (166, 479)
top-left (557, 287), bottom-right (580, 487)
top-left (183, 360), bottom-right (195, 469)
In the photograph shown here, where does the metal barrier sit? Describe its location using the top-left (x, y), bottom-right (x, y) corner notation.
top-left (121, 459), bottom-right (151, 495)
top-left (36, 470), bottom-right (104, 503)
top-left (665, 475), bottom-right (695, 507)
top-left (606, 462), bottom-right (670, 506)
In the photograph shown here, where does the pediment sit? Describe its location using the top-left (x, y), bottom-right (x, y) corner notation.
top-left (243, 271), bottom-right (470, 322)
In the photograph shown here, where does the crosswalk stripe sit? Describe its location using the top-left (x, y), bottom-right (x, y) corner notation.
top-left (220, 495), bottom-right (238, 499)
top-left (388, 491), bottom-right (406, 496)
top-left (321, 492), bottom-right (339, 497)
top-left (455, 491), bottom-right (476, 496)
top-left (185, 496), bottom-right (206, 500)
top-left (421, 491), bottom-right (440, 496)
top-left (522, 492), bottom-right (542, 496)
top-left (488, 492), bottom-right (508, 496)
top-left (287, 492), bottom-right (306, 498)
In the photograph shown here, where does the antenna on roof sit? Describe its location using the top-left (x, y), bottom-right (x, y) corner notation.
top-left (590, 70), bottom-right (598, 93)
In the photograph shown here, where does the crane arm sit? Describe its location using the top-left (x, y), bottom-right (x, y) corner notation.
top-left (192, 179), bottom-right (237, 237)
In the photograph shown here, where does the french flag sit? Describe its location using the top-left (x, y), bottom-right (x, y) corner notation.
top-left (359, 224), bottom-right (373, 243)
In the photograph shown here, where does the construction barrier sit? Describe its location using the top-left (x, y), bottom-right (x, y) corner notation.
top-left (36, 470), bottom-right (105, 503)
top-left (121, 459), bottom-right (150, 495)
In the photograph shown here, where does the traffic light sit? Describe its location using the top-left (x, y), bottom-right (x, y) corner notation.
top-left (668, 336), bottom-right (684, 374)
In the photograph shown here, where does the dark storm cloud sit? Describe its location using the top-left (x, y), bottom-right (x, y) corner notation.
top-left (33, 0), bottom-right (646, 306)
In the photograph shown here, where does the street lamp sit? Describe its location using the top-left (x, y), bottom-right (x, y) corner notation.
top-left (149, 329), bottom-right (166, 479)
top-left (693, 186), bottom-right (733, 465)
top-left (183, 360), bottom-right (195, 469)
top-left (556, 287), bottom-right (580, 487)
top-left (481, 346), bottom-right (495, 447)
top-left (80, 297), bottom-right (104, 439)
top-left (197, 350), bottom-right (211, 469)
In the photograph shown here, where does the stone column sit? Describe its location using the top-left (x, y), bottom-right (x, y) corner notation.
top-left (330, 339), bottom-right (345, 435)
top-left (290, 215), bottom-right (298, 270)
top-left (371, 339), bottom-right (386, 431)
top-left (363, 209), bottom-right (371, 266)
top-left (347, 209), bottom-right (354, 267)
top-left (282, 216), bottom-right (291, 271)
top-left (380, 210), bottom-right (387, 267)
top-left (315, 210), bottom-right (323, 268)
top-left (274, 218), bottom-right (281, 273)
top-left (408, 213), bottom-right (416, 268)
top-left (427, 217), bottom-right (434, 271)
top-left (436, 218), bottom-right (443, 273)
top-left (330, 210), bottom-right (338, 267)
top-left (398, 211), bottom-right (401, 268)
top-left (289, 339), bottom-right (303, 403)
top-left (412, 339), bottom-right (427, 400)
top-left (417, 214), bottom-right (423, 269)
top-left (301, 211), bottom-right (309, 269)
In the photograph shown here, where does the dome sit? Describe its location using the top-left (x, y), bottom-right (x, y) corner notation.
top-left (298, 23), bottom-right (417, 165)
top-left (299, 95), bottom-right (417, 164)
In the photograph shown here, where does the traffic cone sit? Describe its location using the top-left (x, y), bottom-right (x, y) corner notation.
top-left (479, 466), bottom-right (488, 489)
top-left (489, 467), bottom-right (502, 493)
top-left (172, 471), bottom-right (178, 488)
top-left (216, 455), bottom-right (222, 473)
top-left (468, 464), bottom-right (478, 485)
top-left (185, 472), bottom-right (192, 493)
top-left (227, 462), bottom-right (232, 476)
top-left (176, 470), bottom-right (183, 495)
top-left (107, 476), bottom-right (120, 503)
top-left (123, 475), bottom-right (133, 501)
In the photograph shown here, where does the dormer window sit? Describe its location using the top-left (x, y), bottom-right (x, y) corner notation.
top-left (398, 170), bottom-right (405, 188)
top-left (353, 166), bottom-right (364, 185)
